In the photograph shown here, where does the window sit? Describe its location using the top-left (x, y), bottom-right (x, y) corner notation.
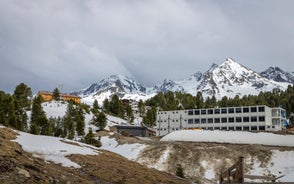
top-left (251, 116), bottom-right (257, 122)
top-left (236, 108), bottom-right (242, 113)
top-left (259, 126), bottom-right (265, 130)
top-left (208, 118), bottom-right (213, 123)
top-left (229, 117), bottom-right (234, 123)
top-left (243, 107), bottom-right (249, 113)
top-left (236, 117), bottom-right (242, 123)
top-left (201, 119), bottom-right (206, 124)
top-left (221, 108), bottom-right (227, 114)
top-left (251, 107), bottom-right (257, 112)
top-left (214, 109), bottom-right (220, 114)
top-left (221, 118), bottom-right (227, 123)
top-left (243, 126), bottom-right (249, 130)
top-left (259, 116), bottom-right (265, 122)
top-left (251, 126), bottom-right (257, 130)
top-left (208, 109), bottom-right (213, 114)
top-left (243, 117), bottom-right (249, 122)
top-left (188, 119), bottom-right (193, 124)
top-left (194, 119), bottom-right (200, 124)
top-left (229, 127), bottom-right (234, 130)
top-left (221, 127), bottom-right (227, 130)
top-left (195, 110), bottom-right (200, 115)
top-left (258, 106), bottom-right (265, 112)
top-left (214, 118), bottom-right (220, 123)
top-left (236, 126), bottom-right (242, 130)
top-left (228, 108), bottom-right (234, 113)
top-left (201, 109), bottom-right (207, 115)
top-left (188, 110), bottom-right (193, 115)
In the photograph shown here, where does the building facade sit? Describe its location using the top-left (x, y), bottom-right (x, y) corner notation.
top-left (156, 105), bottom-right (287, 136)
top-left (37, 91), bottom-right (81, 104)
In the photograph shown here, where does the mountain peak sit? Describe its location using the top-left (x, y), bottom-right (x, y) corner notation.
top-left (260, 67), bottom-right (294, 83)
top-left (225, 57), bottom-right (236, 63)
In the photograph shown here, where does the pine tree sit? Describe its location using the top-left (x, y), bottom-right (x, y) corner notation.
top-left (13, 83), bottom-right (32, 110)
top-left (75, 107), bottom-right (85, 136)
top-left (125, 104), bottom-right (134, 123)
top-left (30, 96), bottom-right (48, 135)
top-left (52, 88), bottom-right (60, 101)
top-left (84, 128), bottom-right (101, 147)
top-left (103, 99), bottom-right (110, 113)
top-left (0, 109), bottom-right (6, 126)
top-left (92, 99), bottom-right (99, 114)
top-left (138, 100), bottom-right (145, 116)
top-left (195, 92), bottom-right (204, 109)
top-left (91, 111), bottom-right (107, 130)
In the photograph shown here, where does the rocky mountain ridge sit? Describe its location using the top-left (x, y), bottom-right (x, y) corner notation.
top-left (73, 58), bottom-right (293, 103)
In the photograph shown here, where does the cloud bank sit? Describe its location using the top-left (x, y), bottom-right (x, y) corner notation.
top-left (0, 0), bottom-right (293, 93)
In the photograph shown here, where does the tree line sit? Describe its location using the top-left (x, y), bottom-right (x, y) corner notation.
top-left (1, 83), bottom-right (293, 137)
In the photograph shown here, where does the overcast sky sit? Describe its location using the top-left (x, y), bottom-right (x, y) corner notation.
top-left (1, 0), bottom-right (294, 93)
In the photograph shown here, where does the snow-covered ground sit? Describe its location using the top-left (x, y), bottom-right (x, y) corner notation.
top-left (14, 131), bottom-right (99, 168)
top-left (99, 136), bottom-right (146, 160)
top-left (161, 130), bottom-right (294, 147)
top-left (160, 130), bottom-right (294, 182)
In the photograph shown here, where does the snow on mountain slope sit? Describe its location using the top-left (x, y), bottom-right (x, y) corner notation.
top-left (74, 75), bottom-right (146, 97)
top-left (196, 58), bottom-right (290, 99)
top-left (154, 58), bottom-right (291, 99)
top-left (260, 66), bottom-right (294, 83)
top-left (73, 58), bottom-right (293, 103)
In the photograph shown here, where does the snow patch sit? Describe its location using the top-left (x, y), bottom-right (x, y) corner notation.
top-left (161, 130), bottom-right (294, 147)
top-left (99, 136), bottom-right (146, 160)
top-left (15, 132), bottom-right (99, 168)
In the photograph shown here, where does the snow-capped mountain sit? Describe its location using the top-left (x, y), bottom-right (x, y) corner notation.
top-left (73, 75), bottom-right (152, 105)
top-left (153, 79), bottom-right (185, 93)
top-left (74, 58), bottom-right (292, 104)
top-left (73, 75), bottom-right (146, 97)
top-left (260, 67), bottom-right (294, 84)
top-left (195, 58), bottom-right (290, 98)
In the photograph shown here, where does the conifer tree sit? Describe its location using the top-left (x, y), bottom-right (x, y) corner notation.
top-left (84, 128), bottom-right (101, 147)
top-left (195, 92), bottom-right (204, 109)
top-left (13, 83), bottom-right (32, 110)
top-left (91, 111), bottom-right (107, 130)
top-left (125, 104), bottom-right (134, 123)
top-left (92, 99), bottom-right (99, 114)
top-left (0, 109), bottom-right (6, 126)
top-left (30, 96), bottom-right (48, 135)
top-left (75, 106), bottom-right (85, 136)
top-left (138, 99), bottom-right (145, 116)
top-left (103, 99), bottom-right (110, 113)
top-left (52, 88), bottom-right (60, 101)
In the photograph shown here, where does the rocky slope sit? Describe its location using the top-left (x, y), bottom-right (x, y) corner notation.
top-left (0, 126), bottom-right (190, 184)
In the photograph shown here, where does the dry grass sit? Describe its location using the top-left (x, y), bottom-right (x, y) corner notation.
top-left (0, 126), bottom-right (191, 184)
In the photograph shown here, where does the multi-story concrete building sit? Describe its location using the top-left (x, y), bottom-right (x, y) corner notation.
top-left (156, 105), bottom-right (287, 136)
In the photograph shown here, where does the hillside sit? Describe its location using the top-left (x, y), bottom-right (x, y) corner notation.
top-left (0, 126), bottom-right (189, 184)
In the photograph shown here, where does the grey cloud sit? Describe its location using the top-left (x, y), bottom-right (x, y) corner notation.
top-left (0, 0), bottom-right (293, 93)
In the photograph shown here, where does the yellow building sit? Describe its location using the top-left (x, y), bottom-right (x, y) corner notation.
top-left (37, 91), bottom-right (81, 104)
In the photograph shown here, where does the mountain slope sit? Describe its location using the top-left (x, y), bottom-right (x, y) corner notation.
top-left (73, 58), bottom-right (292, 103)
top-left (260, 67), bottom-right (294, 84)
top-left (195, 58), bottom-right (289, 99)
top-left (74, 75), bottom-right (146, 97)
